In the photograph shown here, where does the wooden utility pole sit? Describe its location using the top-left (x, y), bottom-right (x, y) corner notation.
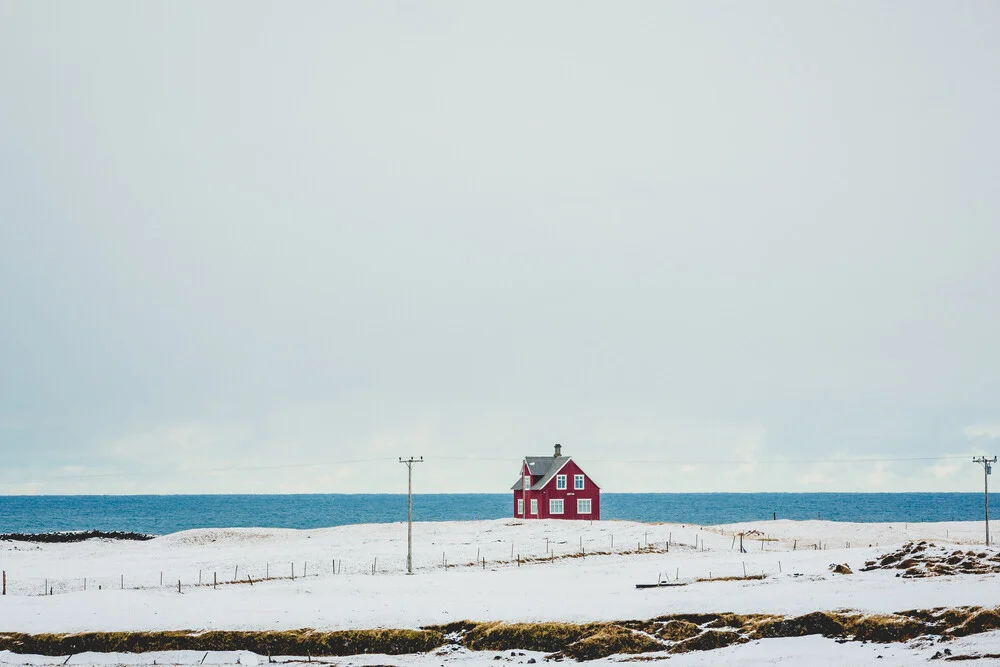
top-left (399, 456), bottom-right (423, 574)
top-left (973, 456), bottom-right (997, 545)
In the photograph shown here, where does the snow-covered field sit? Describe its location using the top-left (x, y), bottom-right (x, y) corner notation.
top-left (2, 518), bottom-right (998, 665)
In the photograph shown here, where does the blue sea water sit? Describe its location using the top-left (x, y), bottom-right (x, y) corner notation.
top-left (0, 493), bottom-right (996, 535)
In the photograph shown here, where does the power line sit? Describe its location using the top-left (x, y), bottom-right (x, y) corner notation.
top-left (0, 457), bottom-right (400, 486)
top-left (0, 453), bottom-right (977, 487)
top-left (435, 454), bottom-right (974, 465)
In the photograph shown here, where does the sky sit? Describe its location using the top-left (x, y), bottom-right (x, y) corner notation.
top-left (1, 1), bottom-right (999, 495)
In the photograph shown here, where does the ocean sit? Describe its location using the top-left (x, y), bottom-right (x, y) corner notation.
top-left (1, 493), bottom-right (996, 535)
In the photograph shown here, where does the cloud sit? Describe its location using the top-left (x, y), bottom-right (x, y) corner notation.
top-left (964, 424), bottom-right (1000, 439)
top-left (2, 2), bottom-right (999, 495)
top-left (929, 460), bottom-right (964, 480)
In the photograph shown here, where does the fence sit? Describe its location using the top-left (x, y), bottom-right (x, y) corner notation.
top-left (0, 528), bottom-right (799, 597)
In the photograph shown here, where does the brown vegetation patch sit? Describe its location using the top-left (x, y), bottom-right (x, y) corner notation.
top-left (13, 606), bottom-right (1000, 662)
top-left (948, 609), bottom-right (1000, 638)
top-left (561, 626), bottom-right (664, 661)
top-left (861, 542), bottom-right (1000, 578)
top-left (752, 611), bottom-right (851, 639)
top-left (458, 622), bottom-right (590, 653)
top-left (852, 616), bottom-right (927, 642)
top-left (694, 574), bottom-right (766, 583)
top-left (669, 630), bottom-right (747, 653)
top-left (0, 630), bottom-right (444, 657)
top-left (651, 620), bottom-right (700, 642)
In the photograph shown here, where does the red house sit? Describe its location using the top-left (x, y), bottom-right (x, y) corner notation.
top-left (511, 444), bottom-right (601, 520)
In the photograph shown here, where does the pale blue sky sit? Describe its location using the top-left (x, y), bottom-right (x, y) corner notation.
top-left (1, 1), bottom-right (999, 494)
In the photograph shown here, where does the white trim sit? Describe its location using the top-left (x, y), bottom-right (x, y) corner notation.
top-left (556, 475), bottom-right (567, 490)
top-left (577, 498), bottom-right (592, 514)
top-left (517, 498), bottom-right (524, 516)
top-left (550, 498), bottom-right (564, 515)
top-left (530, 498), bottom-right (538, 515)
top-left (574, 474), bottom-right (584, 490)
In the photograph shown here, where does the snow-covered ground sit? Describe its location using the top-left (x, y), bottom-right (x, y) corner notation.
top-left (1, 518), bottom-right (998, 665)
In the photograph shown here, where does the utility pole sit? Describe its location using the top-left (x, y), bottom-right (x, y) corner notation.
top-left (973, 456), bottom-right (997, 546)
top-left (399, 456), bottom-right (423, 574)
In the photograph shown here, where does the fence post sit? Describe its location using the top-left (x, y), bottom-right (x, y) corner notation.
top-left (2, 570), bottom-right (4, 596)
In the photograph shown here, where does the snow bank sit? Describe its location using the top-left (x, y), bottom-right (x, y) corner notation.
top-left (0, 518), bottom-right (996, 636)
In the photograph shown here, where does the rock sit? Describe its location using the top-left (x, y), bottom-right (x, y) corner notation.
top-left (830, 563), bottom-right (853, 575)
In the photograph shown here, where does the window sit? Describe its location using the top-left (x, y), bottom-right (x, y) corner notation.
top-left (574, 475), bottom-right (584, 490)
top-left (577, 498), bottom-right (592, 514)
top-left (530, 499), bottom-right (538, 515)
top-left (556, 475), bottom-right (567, 490)
top-left (517, 499), bottom-right (524, 516)
top-left (524, 475), bottom-right (531, 489)
top-left (550, 499), bottom-right (564, 514)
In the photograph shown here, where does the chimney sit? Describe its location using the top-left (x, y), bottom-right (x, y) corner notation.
top-left (554, 443), bottom-right (562, 458)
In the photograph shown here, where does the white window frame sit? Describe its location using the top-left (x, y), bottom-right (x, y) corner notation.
top-left (556, 475), bottom-right (567, 490)
top-left (574, 474), bottom-right (584, 490)
top-left (524, 475), bottom-right (531, 489)
top-left (550, 498), bottom-right (564, 515)
top-left (577, 498), bottom-right (592, 514)
top-left (530, 499), bottom-right (538, 515)
top-left (517, 498), bottom-right (524, 516)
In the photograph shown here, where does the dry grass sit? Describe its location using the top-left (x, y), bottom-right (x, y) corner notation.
top-left (10, 606), bottom-right (1000, 662)
top-left (561, 626), bottom-right (664, 661)
top-left (0, 629), bottom-right (444, 657)
top-left (458, 622), bottom-right (590, 653)
top-left (861, 542), bottom-right (1000, 578)
top-left (694, 574), bottom-right (766, 583)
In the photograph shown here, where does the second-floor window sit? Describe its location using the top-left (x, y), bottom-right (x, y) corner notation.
top-left (574, 474), bottom-right (584, 490)
top-left (556, 475), bottom-right (567, 490)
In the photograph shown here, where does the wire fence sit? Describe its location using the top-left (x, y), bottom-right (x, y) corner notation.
top-left (0, 527), bottom-right (866, 598)
top-left (0, 532), bottom-right (704, 597)
top-left (0, 558), bottom-right (358, 597)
